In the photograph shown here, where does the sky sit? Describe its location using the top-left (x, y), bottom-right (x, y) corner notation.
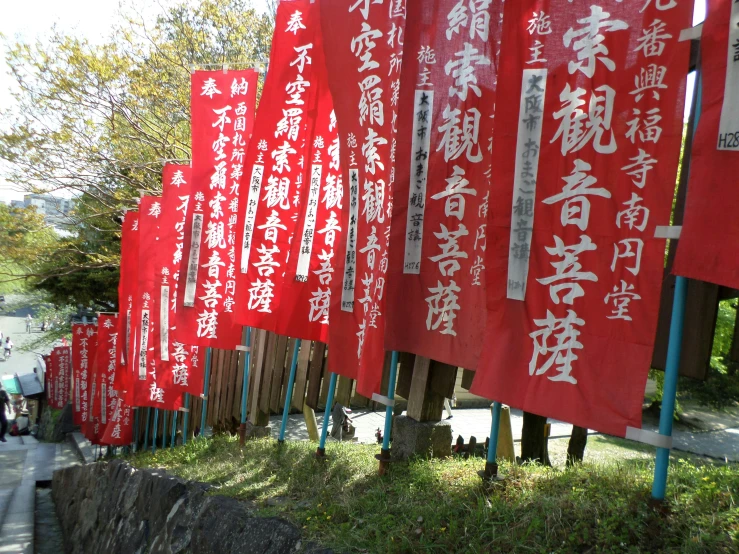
top-left (0, 0), bottom-right (708, 205)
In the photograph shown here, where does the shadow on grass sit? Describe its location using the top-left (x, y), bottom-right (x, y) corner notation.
top-left (128, 435), bottom-right (739, 553)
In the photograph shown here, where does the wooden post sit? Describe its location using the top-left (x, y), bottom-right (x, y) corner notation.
top-left (496, 406), bottom-right (516, 463)
top-left (303, 402), bottom-right (319, 442)
top-left (406, 357), bottom-right (458, 422)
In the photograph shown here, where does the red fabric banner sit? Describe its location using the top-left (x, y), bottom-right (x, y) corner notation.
top-left (384, 0), bottom-right (504, 370)
top-left (470, 0), bottom-right (691, 437)
top-left (320, 0), bottom-right (407, 396)
top-left (132, 196), bottom-right (183, 410)
top-left (71, 323), bottom-right (97, 425)
top-left (234, 0), bottom-right (323, 335)
top-left (175, 69), bottom-right (258, 350)
top-left (45, 352), bottom-right (55, 408)
top-left (90, 314), bottom-right (118, 441)
top-left (155, 164), bottom-right (204, 396)
top-left (49, 346), bottom-right (71, 409)
top-left (673, 0), bottom-right (739, 288)
top-left (117, 210), bottom-right (139, 404)
top-left (95, 314), bottom-right (132, 446)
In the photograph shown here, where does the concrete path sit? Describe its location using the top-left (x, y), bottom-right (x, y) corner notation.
top-left (0, 435), bottom-right (81, 554)
top-left (268, 405), bottom-right (739, 462)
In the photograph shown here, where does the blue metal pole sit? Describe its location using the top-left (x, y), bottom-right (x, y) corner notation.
top-left (170, 411), bottom-right (177, 449)
top-left (317, 372), bottom-right (338, 455)
top-left (652, 276), bottom-right (688, 499)
top-left (278, 339), bottom-right (302, 443)
top-left (162, 410), bottom-right (168, 449)
top-left (200, 348), bottom-right (212, 438)
top-left (182, 393), bottom-right (190, 445)
top-left (240, 328), bottom-right (253, 427)
top-left (651, 71), bottom-right (701, 502)
top-left (151, 409), bottom-right (159, 454)
top-left (487, 402), bottom-right (502, 464)
top-left (381, 351), bottom-right (399, 452)
top-left (143, 407), bottom-right (151, 450)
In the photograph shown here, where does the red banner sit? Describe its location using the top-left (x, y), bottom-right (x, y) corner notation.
top-left (155, 165), bottom-right (204, 396)
top-left (45, 353), bottom-right (55, 408)
top-left (132, 197), bottom-right (183, 410)
top-left (95, 314), bottom-right (132, 446)
top-left (321, 0), bottom-right (406, 396)
top-left (117, 210), bottom-right (139, 404)
top-left (234, 0), bottom-right (323, 335)
top-left (72, 323), bottom-right (97, 425)
top-left (175, 69), bottom-right (258, 350)
top-left (673, 0), bottom-right (739, 288)
top-left (275, 41), bottom-right (341, 343)
top-left (384, 0), bottom-right (503, 369)
top-left (470, 0), bottom-right (691, 436)
top-left (49, 346), bottom-right (71, 409)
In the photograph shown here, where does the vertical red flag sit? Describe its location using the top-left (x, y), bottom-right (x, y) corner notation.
top-left (234, 0), bottom-right (322, 333)
top-left (132, 196), bottom-right (183, 410)
top-left (384, 0), bottom-right (504, 369)
top-left (95, 314), bottom-right (127, 445)
top-left (320, 0), bottom-right (407, 396)
top-left (84, 336), bottom-right (107, 445)
top-left (72, 323), bottom-right (97, 425)
top-left (117, 210), bottom-right (139, 404)
top-left (673, 0), bottom-right (739, 288)
top-left (45, 352), bottom-right (55, 408)
top-left (175, 69), bottom-right (258, 350)
top-left (470, 0), bottom-right (691, 437)
top-left (155, 165), bottom-right (204, 396)
top-left (275, 29), bottom-right (342, 343)
top-left (49, 346), bottom-right (71, 409)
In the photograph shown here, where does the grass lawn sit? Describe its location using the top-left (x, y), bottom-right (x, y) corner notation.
top-left (129, 435), bottom-right (738, 553)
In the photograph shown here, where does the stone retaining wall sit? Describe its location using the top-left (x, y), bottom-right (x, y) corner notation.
top-left (51, 460), bottom-right (331, 554)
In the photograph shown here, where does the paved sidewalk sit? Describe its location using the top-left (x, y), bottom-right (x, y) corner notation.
top-left (0, 435), bottom-right (82, 554)
top-left (268, 405), bottom-right (739, 462)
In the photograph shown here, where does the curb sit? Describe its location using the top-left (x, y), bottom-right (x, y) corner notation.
top-left (67, 432), bottom-right (95, 465)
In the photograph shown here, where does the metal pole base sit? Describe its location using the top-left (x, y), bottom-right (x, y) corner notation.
top-left (239, 423), bottom-right (246, 446)
top-left (477, 461), bottom-right (505, 482)
top-left (648, 497), bottom-right (671, 514)
top-left (375, 448), bottom-right (393, 476)
top-left (277, 439), bottom-right (285, 445)
top-left (315, 446), bottom-right (327, 460)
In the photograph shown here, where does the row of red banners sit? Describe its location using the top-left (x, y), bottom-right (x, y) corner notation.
top-left (57, 0), bottom-right (736, 442)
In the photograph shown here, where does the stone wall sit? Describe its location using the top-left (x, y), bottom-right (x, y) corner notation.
top-left (37, 403), bottom-right (77, 442)
top-left (52, 460), bottom-right (331, 554)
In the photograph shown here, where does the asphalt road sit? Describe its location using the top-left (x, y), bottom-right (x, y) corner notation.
top-left (0, 314), bottom-right (43, 378)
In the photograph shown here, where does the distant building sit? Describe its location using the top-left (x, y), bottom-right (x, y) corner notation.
top-left (11, 194), bottom-right (75, 231)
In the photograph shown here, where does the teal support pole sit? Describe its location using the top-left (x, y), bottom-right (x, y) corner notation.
top-left (170, 411), bottom-right (177, 449)
top-left (278, 338), bottom-right (302, 443)
top-left (133, 408), bottom-right (140, 452)
top-left (487, 402), bottom-right (502, 464)
top-left (479, 401), bottom-right (503, 480)
top-left (652, 275), bottom-right (687, 500)
top-left (381, 351), bottom-right (399, 453)
top-left (162, 410), bottom-right (168, 449)
top-left (182, 393), bottom-right (190, 446)
top-left (200, 348), bottom-right (212, 438)
top-left (316, 372), bottom-right (338, 456)
top-left (651, 71), bottom-right (701, 502)
top-left (152, 409), bottom-right (159, 454)
top-left (240, 328), bottom-right (253, 425)
top-left (143, 407), bottom-right (151, 450)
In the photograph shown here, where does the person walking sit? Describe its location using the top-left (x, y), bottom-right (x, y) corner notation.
top-left (26, 314), bottom-right (33, 333)
top-left (3, 337), bottom-right (13, 360)
top-left (0, 384), bottom-right (10, 442)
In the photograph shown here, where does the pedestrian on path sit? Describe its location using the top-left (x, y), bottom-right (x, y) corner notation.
top-left (0, 383), bottom-right (10, 442)
top-left (26, 314), bottom-right (33, 334)
top-left (3, 337), bottom-right (13, 360)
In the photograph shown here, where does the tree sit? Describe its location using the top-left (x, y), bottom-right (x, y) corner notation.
top-left (0, 203), bottom-right (58, 293)
top-left (0, 0), bottom-right (274, 308)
